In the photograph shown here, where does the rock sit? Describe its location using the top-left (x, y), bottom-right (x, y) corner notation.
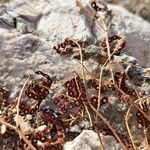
top-left (107, 0), bottom-right (150, 22)
top-left (25, 114), bottom-right (32, 121)
top-left (64, 130), bottom-right (121, 150)
top-left (0, 124), bottom-right (7, 135)
top-left (35, 125), bottom-right (47, 132)
top-left (0, 5), bottom-right (16, 29)
top-left (14, 115), bottom-right (34, 134)
top-left (87, 3), bottom-right (150, 67)
top-left (77, 117), bottom-right (92, 129)
top-left (0, 0), bottom-right (150, 149)
top-left (0, 0), bottom-right (149, 67)
top-left (109, 4), bottom-right (150, 67)
top-left (68, 125), bottom-right (82, 133)
top-left (39, 99), bottom-right (62, 116)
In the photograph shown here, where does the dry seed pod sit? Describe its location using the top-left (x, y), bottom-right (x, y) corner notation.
top-left (100, 35), bottom-right (126, 54)
top-left (53, 38), bottom-right (76, 54)
top-left (136, 110), bottom-right (149, 127)
top-left (0, 86), bottom-right (10, 100)
top-left (53, 38), bottom-right (85, 54)
top-left (25, 71), bottom-right (52, 101)
top-left (65, 76), bottom-right (87, 102)
top-left (90, 0), bottom-right (107, 12)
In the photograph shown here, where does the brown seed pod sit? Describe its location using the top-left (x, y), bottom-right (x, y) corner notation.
top-left (100, 35), bottom-right (126, 54)
top-left (53, 38), bottom-right (76, 54)
top-left (136, 110), bottom-right (149, 127)
top-left (90, 0), bottom-right (107, 12)
top-left (53, 38), bottom-right (85, 55)
top-left (0, 86), bottom-right (10, 101)
top-left (64, 76), bottom-right (87, 103)
top-left (90, 95), bottom-right (108, 108)
top-left (25, 71), bottom-right (52, 101)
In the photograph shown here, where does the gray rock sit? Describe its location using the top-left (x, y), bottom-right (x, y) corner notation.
top-left (109, 4), bottom-right (150, 67)
top-left (0, 0), bottom-right (150, 149)
top-left (89, 3), bottom-right (150, 67)
top-left (2, 0), bottom-right (150, 67)
top-left (64, 130), bottom-right (121, 150)
top-left (107, 0), bottom-right (150, 22)
top-left (0, 5), bottom-right (16, 29)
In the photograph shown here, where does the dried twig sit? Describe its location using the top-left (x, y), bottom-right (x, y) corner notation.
top-left (96, 67), bottom-right (103, 122)
top-left (143, 125), bottom-right (150, 150)
top-left (76, 60), bottom-right (93, 78)
top-left (16, 77), bottom-right (30, 128)
top-left (75, 2), bottom-right (127, 149)
top-left (72, 39), bottom-right (86, 86)
top-left (83, 103), bottom-right (93, 127)
top-left (0, 76), bottom-right (36, 149)
top-left (104, 30), bottom-right (111, 60)
top-left (63, 114), bottom-right (78, 126)
top-left (95, 127), bottom-right (104, 150)
top-left (0, 116), bottom-right (16, 130)
top-left (125, 107), bottom-right (137, 150)
top-left (0, 116), bottom-right (36, 150)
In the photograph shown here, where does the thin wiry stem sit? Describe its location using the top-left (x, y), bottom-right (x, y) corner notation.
top-left (0, 116), bottom-right (36, 150)
top-left (0, 116), bottom-right (16, 130)
top-left (75, 1), bottom-right (127, 149)
top-left (16, 77), bottom-right (30, 128)
top-left (75, 41), bottom-right (86, 86)
top-left (96, 67), bottom-right (103, 122)
top-left (104, 30), bottom-right (111, 61)
top-left (125, 107), bottom-right (137, 150)
top-left (83, 103), bottom-right (93, 127)
top-left (143, 125), bottom-right (150, 150)
top-left (95, 127), bottom-right (104, 150)
top-left (87, 102), bottom-right (127, 150)
top-left (76, 60), bottom-right (93, 78)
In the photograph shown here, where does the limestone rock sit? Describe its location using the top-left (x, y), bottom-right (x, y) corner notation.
top-left (0, 0), bottom-right (150, 149)
top-left (1, 0), bottom-right (149, 67)
top-left (64, 130), bottom-right (121, 150)
top-left (107, 0), bottom-right (150, 22)
top-left (0, 0), bottom-right (149, 100)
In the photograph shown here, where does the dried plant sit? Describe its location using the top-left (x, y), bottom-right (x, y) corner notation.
top-left (0, 0), bottom-right (149, 150)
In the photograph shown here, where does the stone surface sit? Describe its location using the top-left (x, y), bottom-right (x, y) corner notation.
top-left (14, 114), bottom-right (34, 134)
top-left (107, 0), bottom-right (150, 22)
top-left (109, 4), bottom-right (150, 67)
top-left (0, 0), bottom-right (150, 99)
top-left (88, 3), bottom-right (150, 67)
top-left (64, 130), bottom-right (121, 150)
top-left (0, 0), bottom-right (150, 149)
